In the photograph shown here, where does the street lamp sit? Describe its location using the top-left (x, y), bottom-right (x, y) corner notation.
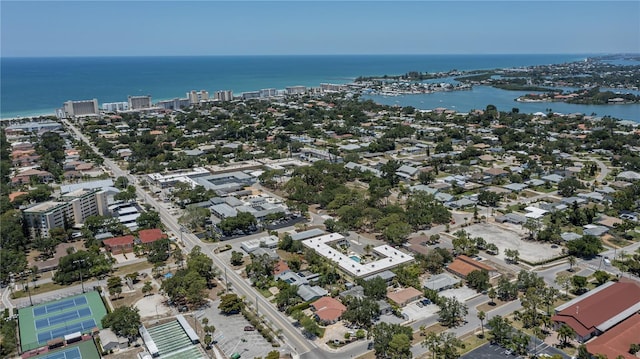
top-left (73, 259), bottom-right (86, 293)
top-left (22, 273), bottom-right (33, 306)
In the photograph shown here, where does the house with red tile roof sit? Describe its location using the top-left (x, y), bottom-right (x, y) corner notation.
top-left (273, 260), bottom-right (290, 276)
top-left (387, 287), bottom-right (423, 307)
top-left (311, 297), bottom-right (346, 324)
top-left (586, 313), bottom-right (640, 359)
top-left (137, 228), bottom-right (167, 245)
top-left (447, 255), bottom-right (497, 279)
top-left (11, 169), bottom-right (54, 185)
top-left (551, 279), bottom-right (640, 342)
top-left (103, 235), bottom-right (135, 254)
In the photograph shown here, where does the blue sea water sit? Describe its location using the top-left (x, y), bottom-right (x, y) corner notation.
top-left (2, 54), bottom-right (636, 121)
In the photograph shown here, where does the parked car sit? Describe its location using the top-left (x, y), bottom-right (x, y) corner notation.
top-left (244, 326), bottom-right (255, 331)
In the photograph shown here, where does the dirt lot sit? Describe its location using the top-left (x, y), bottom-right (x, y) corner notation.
top-left (463, 223), bottom-right (562, 263)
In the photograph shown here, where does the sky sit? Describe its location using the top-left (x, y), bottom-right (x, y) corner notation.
top-left (1, 1), bottom-right (639, 57)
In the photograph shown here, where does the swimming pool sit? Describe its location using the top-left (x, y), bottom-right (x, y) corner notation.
top-left (349, 255), bottom-right (361, 263)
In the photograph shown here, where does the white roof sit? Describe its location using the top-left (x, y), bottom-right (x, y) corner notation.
top-left (302, 233), bottom-right (413, 278)
top-left (524, 206), bottom-right (548, 219)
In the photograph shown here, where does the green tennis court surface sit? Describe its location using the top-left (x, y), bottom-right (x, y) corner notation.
top-left (30, 339), bottom-right (100, 359)
top-left (19, 291), bottom-right (107, 352)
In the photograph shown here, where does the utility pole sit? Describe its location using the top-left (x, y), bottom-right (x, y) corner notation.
top-left (73, 259), bottom-right (86, 293)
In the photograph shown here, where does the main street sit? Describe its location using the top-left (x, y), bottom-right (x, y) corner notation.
top-left (62, 119), bottom-right (338, 359)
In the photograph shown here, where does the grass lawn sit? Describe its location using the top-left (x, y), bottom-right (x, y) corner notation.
top-left (476, 298), bottom-right (509, 313)
top-left (11, 281), bottom-right (66, 298)
top-left (112, 261), bottom-right (154, 277)
top-left (413, 323), bottom-right (447, 344)
top-left (459, 333), bottom-right (489, 355)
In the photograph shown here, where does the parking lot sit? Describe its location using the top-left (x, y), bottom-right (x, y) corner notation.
top-left (464, 223), bottom-right (562, 263)
top-left (461, 340), bottom-right (571, 359)
top-left (461, 342), bottom-right (523, 359)
top-left (195, 299), bottom-right (288, 359)
top-left (401, 301), bottom-right (439, 322)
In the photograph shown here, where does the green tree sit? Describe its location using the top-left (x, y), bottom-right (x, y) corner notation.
top-left (142, 281), bottom-right (153, 296)
top-left (557, 177), bottom-right (585, 197)
top-left (571, 275), bottom-right (588, 294)
top-left (102, 306), bottom-right (141, 342)
top-left (361, 276), bottom-right (388, 300)
top-left (136, 210), bottom-right (162, 230)
top-left (383, 221), bottom-right (412, 245)
top-left (504, 248), bottom-right (520, 263)
top-left (341, 297), bottom-right (380, 329)
top-left (488, 315), bottom-right (512, 346)
top-left (557, 324), bottom-right (576, 347)
top-left (593, 270), bottom-right (611, 286)
top-left (568, 255), bottom-right (577, 272)
top-left (566, 235), bottom-right (603, 258)
top-left (555, 273), bottom-right (572, 298)
top-left (466, 270), bottom-right (490, 292)
top-left (107, 276), bottom-right (123, 299)
top-left (438, 297), bottom-right (468, 328)
top-left (147, 238), bottom-right (170, 264)
top-left (218, 294), bottom-right (244, 314)
top-left (372, 322), bottom-right (413, 359)
top-left (230, 251), bottom-right (244, 266)
top-left (477, 310), bottom-right (486, 337)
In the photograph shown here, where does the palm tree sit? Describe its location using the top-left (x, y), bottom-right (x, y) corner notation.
top-left (488, 287), bottom-right (497, 305)
top-left (477, 310), bottom-right (486, 337)
top-left (557, 324), bottom-right (576, 347)
top-left (568, 256), bottom-right (577, 272)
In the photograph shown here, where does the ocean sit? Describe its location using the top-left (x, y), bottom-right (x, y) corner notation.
top-left (2, 54), bottom-right (636, 121)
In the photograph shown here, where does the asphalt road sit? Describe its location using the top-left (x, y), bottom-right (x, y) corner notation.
top-left (62, 119), bottom-right (353, 359)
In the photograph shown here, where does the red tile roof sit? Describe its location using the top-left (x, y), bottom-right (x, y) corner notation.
top-left (551, 280), bottom-right (640, 338)
top-left (447, 255), bottom-right (496, 278)
top-left (273, 260), bottom-right (290, 275)
top-left (586, 313), bottom-right (640, 359)
top-left (386, 287), bottom-right (423, 306)
top-left (138, 229), bottom-right (166, 244)
top-left (311, 297), bottom-right (346, 323)
top-left (103, 235), bottom-right (135, 247)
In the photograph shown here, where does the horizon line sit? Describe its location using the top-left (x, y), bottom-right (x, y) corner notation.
top-left (3, 52), bottom-right (635, 59)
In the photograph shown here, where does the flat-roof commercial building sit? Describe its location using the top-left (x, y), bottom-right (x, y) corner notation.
top-left (302, 233), bottom-right (414, 278)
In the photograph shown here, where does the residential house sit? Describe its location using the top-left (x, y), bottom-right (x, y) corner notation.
top-left (447, 255), bottom-right (497, 279)
top-left (386, 287), bottom-right (423, 307)
top-left (423, 273), bottom-right (461, 292)
top-left (103, 235), bottom-right (135, 254)
top-left (298, 284), bottom-right (328, 302)
top-left (11, 168), bottom-right (54, 185)
top-left (311, 297), bottom-right (347, 324)
top-left (138, 228), bottom-right (167, 246)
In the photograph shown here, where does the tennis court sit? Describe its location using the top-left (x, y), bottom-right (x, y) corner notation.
top-left (33, 297), bottom-right (88, 317)
top-left (31, 340), bottom-right (101, 359)
top-left (38, 346), bottom-right (80, 359)
top-left (19, 291), bottom-right (107, 352)
top-left (35, 308), bottom-right (93, 330)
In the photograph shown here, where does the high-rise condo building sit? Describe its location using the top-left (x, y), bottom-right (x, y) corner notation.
top-left (62, 99), bottom-right (99, 117)
top-left (188, 90), bottom-right (209, 104)
top-left (128, 95), bottom-right (152, 110)
top-left (214, 90), bottom-right (234, 101)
